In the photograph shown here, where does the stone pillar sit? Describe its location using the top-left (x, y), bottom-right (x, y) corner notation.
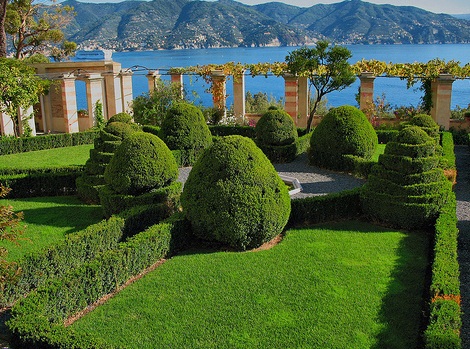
top-left (211, 70), bottom-right (227, 114)
top-left (284, 74), bottom-right (298, 120)
top-left (120, 70), bottom-right (133, 114)
top-left (431, 74), bottom-right (454, 130)
top-left (147, 70), bottom-right (160, 93)
top-left (170, 72), bottom-right (184, 99)
top-left (103, 71), bottom-right (123, 119)
top-left (61, 74), bottom-right (79, 133)
top-left (297, 76), bottom-right (309, 128)
top-left (233, 71), bottom-right (245, 118)
top-left (359, 72), bottom-right (376, 111)
top-left (0, 112), bottom-right (15, 136)
top-left (84, 73), bottom-right (104, 130)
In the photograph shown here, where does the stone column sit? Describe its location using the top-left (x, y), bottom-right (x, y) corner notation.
top-left (170, 72), bottom-right (184, 99)
top-left (284, 74), bottom-right (298, 120)
top-left (103, 71), bottom-right (123, 119)
top-left (147, 70), bottom-right (160, 93)
top-left (84, 73), bottom-right (104, 130)
top-left (233, 71), bottom-right (245, 118)
top-left (0, 112), bottom-right (15, 136)
top-left (431, 74), bottom-right (454, 130)
top-left (297, 76), bottom-right (309, 128)
top-left (120, 70), bottom-right (133, 114)
top-left (211, 70), bottom-right (227, 115)
top-left (61, 74), bottom-right (79, 133)
top-left (359, 72), bottom-right (376, 111)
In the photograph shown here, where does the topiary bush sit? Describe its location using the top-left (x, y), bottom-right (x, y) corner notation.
top-left (159, 101), bottom-right (212, 166)
top-left (76, 116), bottom-right (141, 204)
top-left (255, 108), bottom-right (298, 146)
top-left (309, 105), bottom-right (378, 171)
top-left (181, 135), bottom-right (291, 250)
top-left (362, 126), bottom-right (452, 230)
top-left (404, 113), bottom-right (440, 140)
top-left (104, 132), bottom-right (178, 196)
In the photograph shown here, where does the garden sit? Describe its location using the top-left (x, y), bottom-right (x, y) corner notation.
top-left (0, 97), bottom-right (463, 348)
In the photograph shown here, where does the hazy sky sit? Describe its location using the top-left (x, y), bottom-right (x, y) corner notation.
top-left (77, 0), bottom-right (470, 15)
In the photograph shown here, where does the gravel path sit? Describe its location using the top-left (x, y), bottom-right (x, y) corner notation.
top-left (178, 153), bottom-right (366, 199)
top-left (456, 145), bottom-right (470, 347)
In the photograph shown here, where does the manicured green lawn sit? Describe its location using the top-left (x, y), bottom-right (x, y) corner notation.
top-left (0, 196), bottom-right (102, 261)
top-left (0, 144), bottom-right (93, 169)
top-left (72, 220), bottom-right (429, 349)
top-left (372, 143), bottom-right (386, 162)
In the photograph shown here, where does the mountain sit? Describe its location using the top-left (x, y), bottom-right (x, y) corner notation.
top-left (62, 0), bottom-right (470, 51)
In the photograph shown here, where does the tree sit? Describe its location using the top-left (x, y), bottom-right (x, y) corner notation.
top-left (0, 185), bottom-right (25, 304)
top-left (0, 0), bottom-right (7, 57)
top-left (0, 58), bottom-right (47, 136)
top-left (285, 41), bottom-right (356, 132)
top-left (5, 0), bottom-right (75, 59)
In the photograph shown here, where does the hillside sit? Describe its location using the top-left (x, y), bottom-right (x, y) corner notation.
top-left (62, 0), bottom-right (470, 50)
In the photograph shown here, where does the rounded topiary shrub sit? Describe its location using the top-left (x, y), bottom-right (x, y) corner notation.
top-left (107, 112), bottom-right (133, 124)
top-left (255, 108), bottom-right (297, 146)
top-left (181, 135), bottom-right (291, 250)
top-left (404, 113), bottom-right (440, 140)
top-left (309, 105), bottom-right (378, 170)
top-left (160, 101), bottom-right (212, 152)
top-left (104, 132), bottom-right (178, 196)
top-left (104, 121), bottom-right (140, 140)
top-left (362, 126), bottom-right (451, 230)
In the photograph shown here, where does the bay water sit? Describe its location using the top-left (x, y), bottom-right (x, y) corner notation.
top-left (76, 44), bottom-right (470, 111)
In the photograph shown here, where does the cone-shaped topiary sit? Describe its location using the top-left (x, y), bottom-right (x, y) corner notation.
top-left (181, 135), bottom-right (291, 250)
top-left (362, 126), bottom-right (451, 230)
top-left (255, 108), bottom-right (298, 146)
top-left (309, 105), bottom-right (378, 170)
top-left (159, 101), bottom-right (212, 165)
top-left (104, 132), bottom-right (178, 196)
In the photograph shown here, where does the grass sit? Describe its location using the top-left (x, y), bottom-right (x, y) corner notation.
top-left (0, 196), bottom-right (102, 262)
top-left (0, 144), bottom-right (93, 169)
top-left (372, 144), bottom-right (386, 162)
top-left (72, 220), bottom-right (429, 349)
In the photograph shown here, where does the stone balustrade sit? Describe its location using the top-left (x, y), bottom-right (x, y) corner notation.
top-left (0, 60), bottom-right (461, 136)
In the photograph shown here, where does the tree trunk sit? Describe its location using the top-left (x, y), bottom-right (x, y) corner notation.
top-left (0, 0), bottom-right (7, 58)
top-left (306, 97), bottom-right (321, 132)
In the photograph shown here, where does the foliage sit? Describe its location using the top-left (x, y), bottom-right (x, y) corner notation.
top-left (245, 91), bottom-right (283, 113)
top-left (160, 101), bottom-right (212, 154)
top-left (0, 185), bottom-right (24, 303)
top-left (362, 126), bottom-right (451, 230)
top-left (258, 131), bottom-right (311, 163)
top-left (132, 78), bottom-right (185, 126)
top-left (104, 132), bottom-right (178, 196)
top-left (284, 42), bottom-right (356, 131)
top-left (49, 40), bottom-right (76, 62)
top-left (181, 135), bottom-right (291, 250)
top-left (107, 112), bottom-right (132, 124)
top-left (93, 100), bottom-right (105, 129)
top-left (0, 58), bottom-right (47, 136)
top-left (255, 108), bottom-right (297, 147)
top-left (309, 105), bottom-right (378, 171)
top-left (6, 0), bottom-right (75, 59)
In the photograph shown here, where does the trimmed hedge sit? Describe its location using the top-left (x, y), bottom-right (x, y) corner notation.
top-left (209, 125), bottom-right (256, 138)
top-left (288, 187), bottom-right (363, 227)
top-left (376, 129), bottom-right (399, 144)
top-left (7, 214), bottom-right (191, 349)
top-left (309, 106), bottom-right (378, 171)
top-left (424, 192), bottom-right (461, 349)
top-left (0, 130), bottom-right (99, 155)
top-left (181, 135), bottom-right (291, 250)
top-left (257, 132), bottom-right (311, 163)
top-left (0, 166), bottom-right (83, 198)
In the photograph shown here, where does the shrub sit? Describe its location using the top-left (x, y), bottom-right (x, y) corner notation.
top-left (107, 112), bottom-right (133, 124)
top-left (255, 108), bottom-right (297, 146)
top-left (104, 121), bottom-right (140, 140)
top-left (181, 135), bottom-right (291, 250)
top-left (309, 105), bottom-right (378, 170)
top-left (362, 126), bottom-right (451, 230)
top-left (104, 132), bottom-right (178, 196)
top-left (159, 102), bottom-right (212, 163)
top-left (405, 113), bottom-right (440, 140)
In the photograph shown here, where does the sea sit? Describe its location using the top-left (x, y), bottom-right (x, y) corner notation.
top-left (75, 44), bottom-right (470, 111)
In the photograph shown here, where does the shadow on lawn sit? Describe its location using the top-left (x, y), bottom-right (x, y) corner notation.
top-left (372, 230), bottom-right (430, 349)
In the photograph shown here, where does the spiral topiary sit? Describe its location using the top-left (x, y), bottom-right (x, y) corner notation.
top-left (255, 108), bottom-right (298, 146)
top-left (309, 105), bottom-right (378, 171)
top-left (159, 101), bottom-right (212, 165)
top-left (403, 113), bottom-right (440, 141)
top-left (104, 132), bottom-right (178, 196)
top-left (181, 135), bottom-right (291, 250)
top-left (362, 126), bottom-right (451, 230)
top-left (107, 112), bottom-right (133, 124)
